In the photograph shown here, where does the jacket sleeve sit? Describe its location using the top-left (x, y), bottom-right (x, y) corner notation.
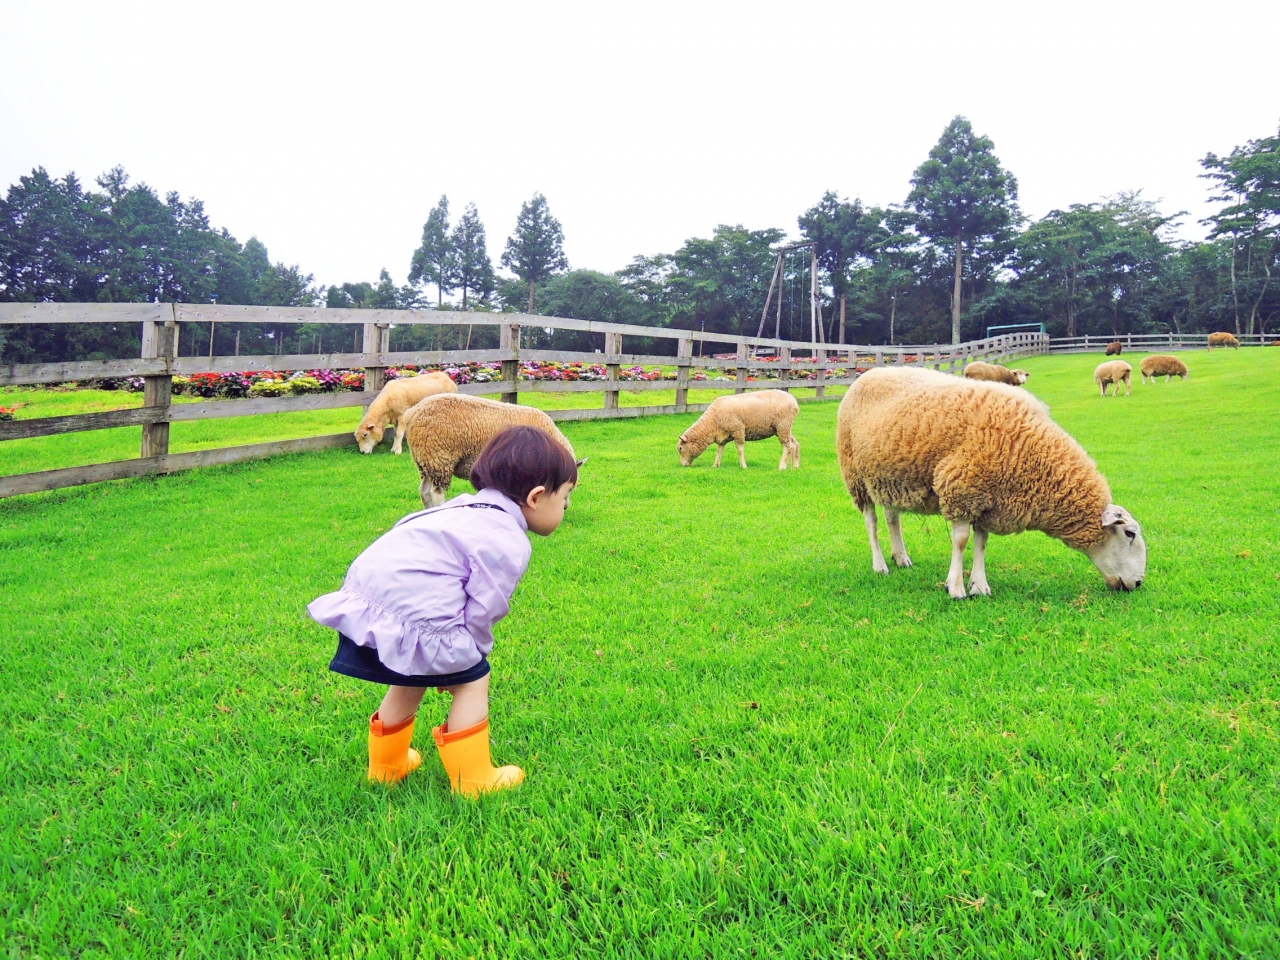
top-left (460, 530), bottom-right (530, 655)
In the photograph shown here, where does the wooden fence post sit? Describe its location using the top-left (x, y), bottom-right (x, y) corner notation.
top-left (734, 343), bottom-right (748, 394)
top-left (778, 346), bottom-right (791, 392)
top-left (500, 323), bottom-right (520, 404)
top-left (140, 312), bottom-right (177, 459)
top-left (362, 323), bottom-right (389, 395)
top-left (815, 345), bottom-right (826, 398)
top-left (675, 337), bottom-right (693, 411)
top-left (604, 331), bottom-right (622, 411)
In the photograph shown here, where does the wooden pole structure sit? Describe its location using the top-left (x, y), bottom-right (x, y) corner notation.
top-left (756, 253), bottom-right (784, 340)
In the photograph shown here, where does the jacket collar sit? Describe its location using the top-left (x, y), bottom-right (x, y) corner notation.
top-left (469, 486), bottom-right (529, 532)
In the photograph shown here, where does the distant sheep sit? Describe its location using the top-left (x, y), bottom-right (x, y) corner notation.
top-left (835, 367), bottom-right (1147, 598)
top-left (1208, 332), bottom-right (1240, 350)
top-left (1094, 360), bottom-right (1132, 397)
top-left (1140, 355), bottom-right (1189, 384)
top-left (677, 390), bottom-right (800, 469)
top-left (355, 372), bottom-right (457, 454)
top-left (403, 394), bottom-right (579, 507)
top-left (1105, 341), bottom-right (1123, 356)
top-left (962, 361), bottom-right (1029, 386)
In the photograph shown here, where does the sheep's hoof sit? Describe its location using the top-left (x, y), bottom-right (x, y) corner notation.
top-left (946, 580), bottom-right (968, 600)
top-left (893, 556), bottom-right (913, 568)
top-left (872, 559), bottom-right (890, 575)
top-left (968, 579), bottom-right (992, 597)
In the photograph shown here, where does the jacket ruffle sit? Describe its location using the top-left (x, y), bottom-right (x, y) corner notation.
top-left (307, 587), bottom-right (481, 677)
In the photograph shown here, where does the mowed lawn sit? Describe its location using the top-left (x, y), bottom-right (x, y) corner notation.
top-left (1, 350), bottom-right (1277, 958)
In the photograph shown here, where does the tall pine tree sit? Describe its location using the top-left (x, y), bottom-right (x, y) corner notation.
top-left (408, 195), bottom-right (455, 307)
top-left (452, 203), bottom-right (495, 311)
top-left (907, 116), bottom-right (1019, 343)
top-left (501, 192), bottom-right (568, 313)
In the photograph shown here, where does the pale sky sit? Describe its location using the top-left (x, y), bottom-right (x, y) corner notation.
top-left (3, 1), bottom-right (1278, 295)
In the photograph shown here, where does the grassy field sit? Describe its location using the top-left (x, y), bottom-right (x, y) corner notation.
top-left (1, 350), bottom-right (1277, 957)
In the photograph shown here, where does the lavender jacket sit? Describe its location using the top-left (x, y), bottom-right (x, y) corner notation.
top-left (307, 487), bottom-right (532, 676)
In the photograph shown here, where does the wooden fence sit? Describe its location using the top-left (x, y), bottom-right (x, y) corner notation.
top-left (1048, 331), bottom-right (1274, 353)
top-left (0, 303), bottom-right (1048, 498)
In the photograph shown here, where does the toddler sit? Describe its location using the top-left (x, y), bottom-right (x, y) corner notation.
top-left (308, 426), bottom-right (578, 795)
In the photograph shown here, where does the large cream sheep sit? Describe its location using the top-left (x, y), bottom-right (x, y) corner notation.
top-left (1139, 355), bottom-right (1189, 384)
top-left (836, 367), bottom-right (1147, 599)
top-left (677, 390), bottom-right (800, 469)
top-left (403, 394), bottom-right (580, 507)
top-left (1094, 360), bottom-right (1132, 397)
top-left (1208, 332), bottom-right (1240, 350)
top-left (962, 361), bottom-right (1029, 386)
top-left (355, 372), bottom-right (458, 455)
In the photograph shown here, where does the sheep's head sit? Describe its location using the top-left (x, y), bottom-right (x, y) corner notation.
top-left (676, 434), bottom-right (695, 467)
top-left (1012, 369), bottom-right (1029, 385)
top-left (1085, 505), bottom-right (1147, 591)
top-left (355, 420), bottom-right (385, 454)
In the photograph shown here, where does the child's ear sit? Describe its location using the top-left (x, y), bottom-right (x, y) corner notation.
top-left (524, 485), bottom-right (547, 509)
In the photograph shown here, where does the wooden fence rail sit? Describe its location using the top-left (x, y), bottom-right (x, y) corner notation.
top-left (0, 303), bottom-right (1049, 497)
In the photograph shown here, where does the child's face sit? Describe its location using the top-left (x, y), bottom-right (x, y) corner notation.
top-left (520, 481), bottom-right (575, 536)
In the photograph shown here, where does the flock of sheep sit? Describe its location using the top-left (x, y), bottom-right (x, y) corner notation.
top-left (347, 334), bottom-right (1247, 601)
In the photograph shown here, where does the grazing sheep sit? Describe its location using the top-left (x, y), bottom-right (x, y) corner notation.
top-left (1139, 355), bottom-right (1189, 384)
top-left (836, 367), bottom-right (1147, 598)
top-left (962, 361), bottom-right (1029, 386)
top-left (1208, 332), bottom-right (1241, 350)
top-left (403, 394), bottom-right (579, 507)
top-left (1105, 341), bottom-right (1124, 356)
top-left (1094, 360), bottom-right (1132, 397)
top-left (355, 372), bottom-right (458, 455)
top-left (677, 390), bottom-right (800, 469)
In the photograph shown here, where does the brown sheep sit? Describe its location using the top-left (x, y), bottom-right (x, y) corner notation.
top-left (403, 394), bottom-right (579, 507)
top-left (836, 367), bottom-right (1146, 598)
top-left (962, 361), bottom-right (1029, 386)
top-left (1208, 332), bottom-right (1240, 350)
top-left (1139, 355), bottom-right (1189, 384)
top-left (1105, 341), bottom-right (1123, 356)
top-left (355, 372), bottom-right (457, 454)
top-left (1094, 360), bottom-right (1132, 397)
top-left (677, 390), bottom-right (800, 469)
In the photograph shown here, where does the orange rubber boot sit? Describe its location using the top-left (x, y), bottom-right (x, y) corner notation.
top-left (432, 718), bottom-right (524, 797)
top-left (367, 712), bottom-right (422, 783)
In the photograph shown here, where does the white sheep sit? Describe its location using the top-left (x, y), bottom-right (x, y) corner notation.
top-left (1139, 355), bottom-right (1189, 384)
top-left (1094, 360), bottom-right (1132, 397)
top-left (962, 361), bottom-right (1029, 386)
top-left (677, 390), bottom-right (800, 469)
top-left (355, 372), bottom-right (458, 454)
top-left (403, 394), bottom-right (579, 507)
top-left (836, 367), bottom-right (1147, 599)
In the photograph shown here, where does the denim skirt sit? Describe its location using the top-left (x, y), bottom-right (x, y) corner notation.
top-left (328, 632), bottom-right (491, 687)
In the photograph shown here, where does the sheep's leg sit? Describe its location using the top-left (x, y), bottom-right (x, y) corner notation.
top-left (420, 476), bottom-right (448, 508)
top-left (863, 503), bottom-right (889, 574)
top-left (968, 528), bottom-right (991, 596)
top-left (735, 432), bottom-right (747, 469)
top-left (778, 439), bottom-right (789, 470)
top-left (392, 420), bottom-right (405, 455)
top-left (946, 520), bottom-right (971, 600)
top-left (885, 507), bottom-right (912, 568)
top-left (790, 437), bottom-right (801, 469)
top-left (712, 444), bottom-right (724, 468)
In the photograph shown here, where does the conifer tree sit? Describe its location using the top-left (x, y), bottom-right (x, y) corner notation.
top-left (408, 195), bottom-right (455, 307)
top-left (451, 203), bottom-right (495, 311)
top-left (501, 192), bottom-right (568, 313)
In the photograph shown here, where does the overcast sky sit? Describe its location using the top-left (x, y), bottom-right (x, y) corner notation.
top-left (3, 1), bottom-right (1278, 294)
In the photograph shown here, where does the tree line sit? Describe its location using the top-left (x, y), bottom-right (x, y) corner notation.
top-left (2, 116), bottom-right (1276, 363)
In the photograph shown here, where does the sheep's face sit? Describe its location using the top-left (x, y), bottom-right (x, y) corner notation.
top-left (676, 435), bottom-right (695, 467)
top-left (1086, 505), bottom-right (1147, 591)
top-left (1012, 370), bottom-right (1029, 385)
top-left (355, 420), bottom-right (385, 454)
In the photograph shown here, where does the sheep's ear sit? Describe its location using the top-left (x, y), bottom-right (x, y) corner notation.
top-left (1102, 505), bottom-right (1130, 527)
top-left (575, 457), bottom-right (588, 468)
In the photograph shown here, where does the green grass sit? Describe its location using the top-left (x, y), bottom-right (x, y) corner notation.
top-left (1, 350), bottom-right (1277, 957)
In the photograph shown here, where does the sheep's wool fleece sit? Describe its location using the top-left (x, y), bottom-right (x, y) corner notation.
top-left (404, 393), bottom-right (576, 484)
top-left (1094, 360), bottom-right (1131, 383)
top-left (836, 368), bottom-right (1112, 549)
top-left (1140, 355), bottom-right (1188, 377)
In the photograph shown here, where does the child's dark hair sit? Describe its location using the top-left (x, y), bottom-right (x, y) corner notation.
top-left (471, 426), bottom-right (578, 504)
